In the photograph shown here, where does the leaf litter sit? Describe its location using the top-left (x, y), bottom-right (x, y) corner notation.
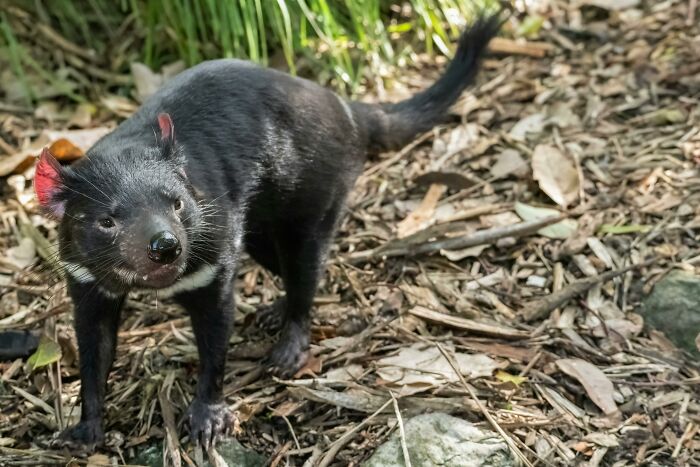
top-left (0, 1), bottom-right (699, 466)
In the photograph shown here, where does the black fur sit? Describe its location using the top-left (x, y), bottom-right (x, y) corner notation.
top-left (40, 15), bottom-right (499, 448)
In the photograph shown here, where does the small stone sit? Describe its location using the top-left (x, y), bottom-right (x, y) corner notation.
top-left (210, 438), bottom-right (265, 467)
top-left (526, 275), bottom-right (548, 288)
top-left (641, 271), bottom-right (700, 356)
top-left (363, 413), bottom-right (515, 467)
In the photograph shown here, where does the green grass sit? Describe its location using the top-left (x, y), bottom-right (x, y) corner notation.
top-left (1, 0), bottom-right (496, 100)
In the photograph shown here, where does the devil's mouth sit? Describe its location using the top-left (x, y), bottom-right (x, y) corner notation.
top-left (132, 264), bottom-right (184, 289)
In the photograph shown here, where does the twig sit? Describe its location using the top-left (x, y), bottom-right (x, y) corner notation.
top-left (689, 0), bottom-right (697, 26)
top-left (390, 391), bottom-right (412, 467)
top-left (316, 398), bottom-right (393, 467)
top-left (281, 414), bottom-right (302, 451)
top-left (435, 343), bottom-right (534, 467)
top-left (359, 132), bottom-right (433, 180)
top-left (158, 373), bottom-right (182, 467)
top-left (408, 305), bottom-right (528, 339)
top-left (36, 24), bottom-right (98, 62)
top-left (522, 259), bottom-right (656, 321)
top-left (488, 37), bottom-right (553, 58)
top-left (346, 214), bottom-right (566, 264)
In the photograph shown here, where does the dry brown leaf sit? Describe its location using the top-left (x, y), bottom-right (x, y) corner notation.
top-left (556, 358), bottom-right (619, 416)
top-left (396, 184), bottom-right (446, 238)
top-left (376, 344), bottom-right (502, 396)
top-left (48, 139), bottom-right (84, 162)
top-left (509, 113), bottom-right (546, 141)
top-left (490, 149), bottom-right (528, 178)
top-left (532, 144), bottom-right (579, 207)
top-left (44, 127), bottom-right (111, 154)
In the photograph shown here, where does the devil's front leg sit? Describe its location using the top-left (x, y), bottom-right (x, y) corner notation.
top-left (61, 280), bottom-right (126, 446)
top-left (175, 266), bottom-right (236, 448)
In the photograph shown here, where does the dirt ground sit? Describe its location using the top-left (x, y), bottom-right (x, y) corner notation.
top-left (0, 1), bottom-right (699, 466)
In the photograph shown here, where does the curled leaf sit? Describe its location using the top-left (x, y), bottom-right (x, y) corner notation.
top-left (27, 336), bottom-right (62, 370)
top-left (515, 202), bottom-right (578, 239)
top-left (532, 144), bottom-right (579, 207)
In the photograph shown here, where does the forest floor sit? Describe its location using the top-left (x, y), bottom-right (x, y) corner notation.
top-left (0, 1), bottom-right (699, 466)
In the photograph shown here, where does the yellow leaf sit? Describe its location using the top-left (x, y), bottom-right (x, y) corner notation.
top-left (495, 370), bottom-right (526, 386)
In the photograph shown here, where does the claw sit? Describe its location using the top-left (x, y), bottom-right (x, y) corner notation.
top-left (187, 399), bottom-right (235, 448)
top-left (266, 321), bottom-right (310, 378)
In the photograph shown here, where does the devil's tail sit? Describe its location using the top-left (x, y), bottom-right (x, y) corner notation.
top-left (351, 14), bottom-right (501, 153)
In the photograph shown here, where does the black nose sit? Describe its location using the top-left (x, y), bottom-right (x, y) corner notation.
top-left (148, 231), bottom-right (181, 264)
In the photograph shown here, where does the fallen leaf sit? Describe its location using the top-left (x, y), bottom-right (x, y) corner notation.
top-left (6, 238), bottom-right (36, 269)
top-left (517, 15), bottom-right (544, 38)
top-left (48, 139), bottom-right (84, 162)
top-left (27, 336), bottom-right (62, 370)
top-left (0, 151), bottom-right (44, 177)
top-left (397, 184), bottom-right (446, 238)
top-left (376, 344), bottom-right (502, 395)
top-left (100, 94), bottom-right (138, 117)
top-left (531, 144), bottom-right (579, 207)
top-left (440, 244), bottom-right (487, 261)
top-left (44, 127), bottom-right (111, 154)
top-left (583, 0), bottom-right (640, 9)
top-left (598, 224), bottom-right (651, 234)
top-left (414, 172), bottom-right (473, 190)
top-left (68, 103), bottom-right (97, 128)
top-left (131, 61), bottom-right (185, 102)
top-left (293, 354), bottom-right (323, 378)
top-left (490, 149), bottom-right (528, 178)
top-left (495, 370), bottom-right (527, 386)
top-left (515, 202), bottom-right (578, 239)
top-left (549, 102), bottom-right (581, 128)
top-left (317, 364), bottom-right (364, 383)
top-left (509, 113), bottom-right (546, 141)
top-left (87, 454), bottom-right (111, 467)
top-left (556, 358), bottom-right (619, 416)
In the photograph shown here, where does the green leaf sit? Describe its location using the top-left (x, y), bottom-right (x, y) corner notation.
top-left (598, 224), bottom-right (651, 235)
top-left (517, 15), bottom-right (544, 38)
top-left (27, 336), bottom-right (62, 370)
top-left (515, 202), bottom-right (578, 239)
top-left (495, 370), bottom-right (527, 386)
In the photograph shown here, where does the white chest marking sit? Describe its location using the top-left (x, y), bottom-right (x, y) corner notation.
top-left (152, 264), bottom-right (219, 298)
top-left (62, 261), bottom-right (96, 283)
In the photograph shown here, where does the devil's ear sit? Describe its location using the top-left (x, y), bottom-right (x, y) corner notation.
top-left (34, 148), bottom-right (66, 219)
top-left (158, 113), bottom-right (175, 153)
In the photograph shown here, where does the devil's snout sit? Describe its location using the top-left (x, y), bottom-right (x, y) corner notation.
top-left (148, 230), bottom-right (181, 264)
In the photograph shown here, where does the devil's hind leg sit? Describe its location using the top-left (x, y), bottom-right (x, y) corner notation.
top-left (266, 198), bottom-right (343, 376)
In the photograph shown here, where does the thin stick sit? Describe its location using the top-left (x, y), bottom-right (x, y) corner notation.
top-left (346, 214), bottom-right (566, 264)
top-left (317, 398), bottom-right (393, 467)
top-left (281, 414), bottom-right (302, 451)
top-left (360, 132), bottom-right (433, 180)
top-left (435, 343), bottom-right (534, 467)
top-left (391, 391), bottom-right (412, 467)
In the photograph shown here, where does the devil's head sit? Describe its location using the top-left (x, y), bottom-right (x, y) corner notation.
top-left (35, 114), bottom-right (204, 290)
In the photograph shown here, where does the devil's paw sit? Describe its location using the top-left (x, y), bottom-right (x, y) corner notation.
top-left (254, 297), bottom-right (286, 334)
top-left (267, 321), bottom-right (310, 377)
top-left (59, 419), bottom-right (104, 447)
top-left (187, 399), bottom-right (235, 449)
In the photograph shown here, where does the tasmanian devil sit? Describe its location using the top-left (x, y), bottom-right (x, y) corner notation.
top-left (34, 16), bottom-right (499, 447)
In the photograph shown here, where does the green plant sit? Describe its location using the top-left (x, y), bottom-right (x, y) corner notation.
top-left (2, 0), bottom-right (496, 100)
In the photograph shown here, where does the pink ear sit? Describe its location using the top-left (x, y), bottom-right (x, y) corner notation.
top-left (158, 113), bottom-right (174, 142)
top-left (35, 148), bottom-right (65, 218)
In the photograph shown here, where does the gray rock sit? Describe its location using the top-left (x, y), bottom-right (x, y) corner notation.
top-left (363, 413), bottom-right (515, 467)
top-left (130, 439), bottom-right (264, 467)
top-left (641, 271), bottom-right (700, 356)
top-left (211, 438), bottom-right (265, 467)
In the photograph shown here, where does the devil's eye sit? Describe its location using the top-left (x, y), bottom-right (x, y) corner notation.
top-left (174, 199), bottom-right (183, 212)
top-left (98, 217), bottom-right (115, 229)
